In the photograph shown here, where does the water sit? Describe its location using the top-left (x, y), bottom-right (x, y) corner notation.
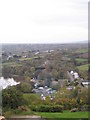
top-left (0, 77), bottom-right (20, 89)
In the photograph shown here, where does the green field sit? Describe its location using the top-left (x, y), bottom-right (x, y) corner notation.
top-left (19, 56), bottom-right (40, 61)
top-left (75, 48), bottom-right (88, 53)
top-left (19, 57), bottom-right (32, 61)
top-left (5, 110), bottom-right (88, 119)
top-left (76, 58), bottom-right (88, 62)
top-left (77, 64), bottom-right (89, 71)
top-left (36, 111), bottom-right (88, 118)
top-left (2, 62), bottom-right (22, 67)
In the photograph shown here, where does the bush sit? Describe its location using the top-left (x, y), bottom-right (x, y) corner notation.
top-left (38, 105), bottom-right (50, 112)
top-left (50, 105), bottom-right (63, 112)
top-left (30, 105), bottom-right (63, 112)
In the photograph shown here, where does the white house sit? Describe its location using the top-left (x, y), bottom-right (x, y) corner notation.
top-left (70, 71), bottom-right (74, 75)
top-left (70, 71), bottom-right (79, 79)
top-left (41, 94), bottom-right (46, 100)
top-left (73, 72), bottom-right (79, 79)
top-left (82, 81), bottom-right (89, 86)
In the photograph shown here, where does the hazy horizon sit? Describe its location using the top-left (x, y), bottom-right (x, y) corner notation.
top-left (0, 0), bottom-right (88, 44)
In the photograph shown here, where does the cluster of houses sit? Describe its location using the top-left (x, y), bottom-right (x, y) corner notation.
top-left (31, 69), bottom-right (89, 100)
top-left (67, 70), bottom-right (89, 88)
top-left (31, 78), bottom-right (56, 100)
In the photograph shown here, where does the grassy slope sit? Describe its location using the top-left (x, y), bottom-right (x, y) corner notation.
top-left (77, 64), bottom-right (89, 71)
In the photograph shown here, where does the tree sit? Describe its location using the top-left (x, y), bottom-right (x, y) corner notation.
top-left (20, 82), bottom-right (32, 93)
top-left (2, 86), bottom-right (24, 109)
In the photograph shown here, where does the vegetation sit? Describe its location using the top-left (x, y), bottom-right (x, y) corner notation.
top-left (77, 64), bottom-right (89, 71)
top-left (2, 86), bottom-right (24, 109)
top-left (76, 58), bottom-right (88, 62)
top-left (30, 105), bottom-right (63, 112)
top-left (2, 44), bottom-right (88, 118)
top-left (36, 111), bottom-right (88, 118)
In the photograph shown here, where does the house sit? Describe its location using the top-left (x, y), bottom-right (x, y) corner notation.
top-left (73, 72), bottom-right (79, 79)
top-left (70, 71), bottom-right (74, 74)
top-left (38, 87), bottom-right (44, 90)
top-left (66, 86), bottom-right (75, 90)
top-left (22, 55), bottom-right (27, 58)
top-left (7, 56), bottom-right (13, 60)
top-left (34, 83), bottom-right (39, 88)
top-left (41, 94), bottom-right (46, 100)
top-left (82, 81), bottom-right (89, 86)
top-left (35, 52), bottom-right (40, 55)
top-left (30, 79), bottom-right (36, 83)
top-left (70, 71), bottom-right (79, 80)
top-left (32, 89), bottom-right (40, 93)
top-left (51, 81), bottom-right (58, 86)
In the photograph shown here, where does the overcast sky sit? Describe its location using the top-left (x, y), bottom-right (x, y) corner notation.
top-left (0, 0), bottom-right (88, 44)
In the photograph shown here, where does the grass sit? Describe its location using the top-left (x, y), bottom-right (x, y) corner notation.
top-left (19, 57), bottom-right (32, 61)
top-left (4, 110), bottom-right (88, 119)
top-left (2, 61), bottom-right (22, 67)
top-left (19, 56), bottom-right (40, 61)
top-left (35, 111), bottom-right (88, 118)
top-left (76, 58), bottom-right (88, 62)
top-left (77, 64), bottom-right (89, 71)
top-left (75, 48), bottom-right (88, 53)
top-left (4, 109), bottom-right (34, 118)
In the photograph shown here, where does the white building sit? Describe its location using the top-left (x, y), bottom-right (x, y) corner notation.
top-left (41, 94), bottom-right (46, 100)
top-left (73, 72), bottom-right (79, 79)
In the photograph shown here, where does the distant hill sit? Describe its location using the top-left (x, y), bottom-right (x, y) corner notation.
top-left (76, 40), bottom-right (88, 44)
top-left (2, 43), bottom-right (88, 54)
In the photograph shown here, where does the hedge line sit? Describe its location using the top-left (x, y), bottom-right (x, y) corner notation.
top-left (30, 105), bottom-right (63, 112)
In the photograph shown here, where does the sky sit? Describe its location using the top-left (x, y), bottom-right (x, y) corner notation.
top-left (0, 0), bottom-right (88, 44)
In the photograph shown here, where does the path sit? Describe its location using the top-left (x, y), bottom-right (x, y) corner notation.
top-left (7, 115), bottom-right (45, 120)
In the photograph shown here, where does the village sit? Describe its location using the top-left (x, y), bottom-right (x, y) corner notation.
top-left (30, 70), bottom-right (89, 101)
top-left (2, 45), bottom-right (89, 102)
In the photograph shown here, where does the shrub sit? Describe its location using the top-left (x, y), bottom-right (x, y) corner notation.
top-left (50, 105), bottom-right (63, 112)
top-left (38, 105), bottom-right (50, 112)
top-left (30, 105), bottom-right (63, 112)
